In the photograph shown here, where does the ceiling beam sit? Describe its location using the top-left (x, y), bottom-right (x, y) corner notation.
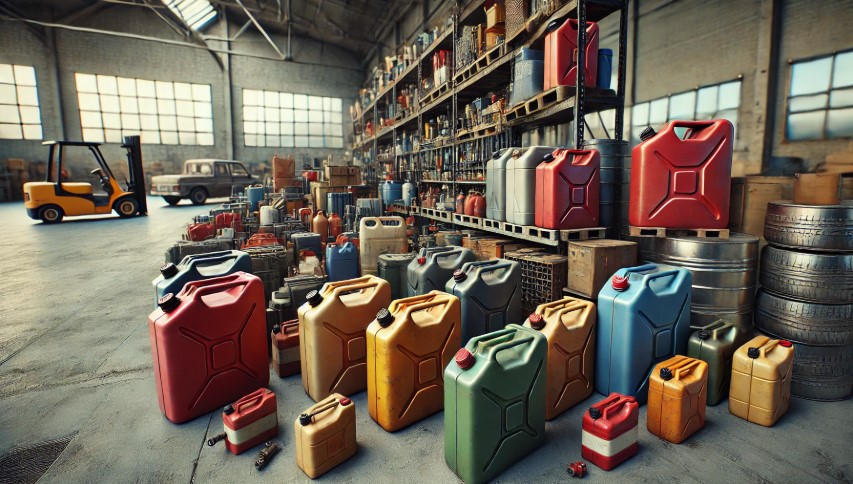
top-left (146, 0), bottom-right (225, 70)
top-left (0, 0), bottom-right (47, 44)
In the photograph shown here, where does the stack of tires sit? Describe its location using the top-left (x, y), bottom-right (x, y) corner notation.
top-left (755, 201), bottom-right (853, 401)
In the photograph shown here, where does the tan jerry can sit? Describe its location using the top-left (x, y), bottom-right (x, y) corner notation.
top-left (522, 297), bottom-right (596, 420)
top-left (294, 393), bottom-right (357, 479)
top-left (298, 276), bottom-right (392, 402)
top-left (647, 355), bottom-right (708, 444)
top-left (729, 335), bottom-right (794, 426)
top-left (366, 291), bottom-right (462, 432)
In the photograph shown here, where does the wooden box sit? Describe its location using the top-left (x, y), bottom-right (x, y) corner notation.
top-left (567, 240), bottom-right (637, 298)
top-left (793, 173), bottom-right (842, 205)
top-left (272, 154), bottom-right (295, 179)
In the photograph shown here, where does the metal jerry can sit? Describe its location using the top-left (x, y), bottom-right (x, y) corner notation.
top-left (294, 394), bottom-right (357, 479)
top-left (523, 297), bottom-right (596, 420)
top-left (647, 355), bottom-right (708, 444)
top-left (407, 246), bottom-right (475, 297)
top-left (581, 393), bottom-right (639, 470)
top-left (271, 320), bottom-right (300, 377)
top-left (505, 146), bottom-right (556, 226)
top-left (147, 272), bottom-right (269, 423)
top-left (444, 325), bottom-right (547, 484)
top-left (359, 216), bottom-right (408, 275)
top-left (629, 119), bottom-right (733, 229)
top-left (377, 252), bottom-right (416, 300)
top-left (535, 148), bottom-right (601, 229)
top-left (687, 320), bottom-right (739, 405)
top-left (486, 147), bottom-right (520, 222)
top-left (152, 250), bottom-right (252, 305)
top-left (325, 242), bottom-right (360, 282)
top-left (366, 292), bottom-right (462, 432)
top-left (729, 335), bottom-right (794, 427)
top-left (298, 276), bottom-right (391, 402)
top-left (595, 264), bottom-right (692, 404)
top-left (222, 388), bottom-right (278, 455)
top-left (446, 260), bottom-right (522, 345)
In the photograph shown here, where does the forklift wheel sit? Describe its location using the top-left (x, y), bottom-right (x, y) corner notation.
top-left (114, 197), bottom-right (139, 218)
top-left (189, 188), bottom-right (207, 205)
top-left (38, 205), bottom-right (64, 224)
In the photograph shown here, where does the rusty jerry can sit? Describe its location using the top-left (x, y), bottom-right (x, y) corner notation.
top-left (271, 320), bottom-right (300, 377)
top-left (222, 388), bottom-right (278, 455)
top-left (366, 291), bottom-right (462, 432)
top-left (581, 393), bottom-right (639, 470)
top-left (294, 394), bottom-right (357, 478)
top-left (729, 335), bottom-right (794, 426)
top-left (298, 276), bottom-right (391, 401)
top-left (687, 320), bottom-right (739, 405)
top-left (407, 246), bottom-right (476, 297)
top-left (446, 259), bottom-right (522, 345)
top-left (523, 297), bottom-right (596, 420)
top-left (647, 355), bottom-right (708, 444)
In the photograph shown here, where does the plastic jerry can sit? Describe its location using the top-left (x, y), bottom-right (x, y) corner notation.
top-left (544, 19), bottom-right (599, 90)
top-left (687, 320), bottom-right (739, 405)
top-left (328, 213), bottom-right (342, 239)
top-left (535, 148), bottom-right (601, 229)
top-left (312, 211), bottom-right (329, 242)
top-left (407, 246), bottom-right (476, 297)
top-left (444, 325), bottom-right (547, 484)
top-left (294, 394), bottom-right (357, 479)
top-left (445, 260), bottom-right (522, 345)
top-left (464, 191), bottom-right (486, 218)
top-left (215, 212), bottom-right (243, 232)
top-left (581, 393), bottom-right (639, 470)
top-left (366, 291), bottom-right (462, 432)
top-left (359, 216), bottom-right (408, 276)
top-left (222, 388), bottom-right (278, 455)
top-left (505, 146), bottom-right (556, 226)
top-left (377, 252), bottom-right (416, 301)
top-left (152, 250), bottom-right (252, 306)
top-left (647, 355), bottom-right (708, 444)
top-left (187, 222), bottom-right (215, 241)
top-left (148, 272), bottom-right (269, 423)
top-left (729, 335), bottom-right (794, 427)
top-left (629, 120), bottom-right (733, 229)
top-left (292, 232), bottom-right (322, 258)
top-left (523, 297), bottom-right (596, 420)
top-left (325, 242), bottom-right (360, 282)
top-left (595, 264), bottom-right (692, 404)
top-left (298, 276), bottom-right (391, 401)
top-left (486, 148), bottom-right (520, 222)
top-left (272, 320), bottom-right (300, 377)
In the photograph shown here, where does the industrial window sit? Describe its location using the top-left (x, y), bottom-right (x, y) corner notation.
top-left (163, 0), bottom-right (217, 31)
top-left (75, 73), bottom-right (214, 145)
top-left (630, 79), bottom-right (742, 145)
top-left (242, 89), bottom-right (344, 149)
top-left (0, 64), bottom-right (43, 140)
top-left (786, 50), bottom-right (853, 140)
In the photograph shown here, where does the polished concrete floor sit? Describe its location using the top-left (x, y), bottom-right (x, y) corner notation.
top-left (0, 197), bottom-right (851, 483)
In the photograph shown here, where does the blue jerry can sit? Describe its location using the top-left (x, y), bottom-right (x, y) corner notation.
top-left (325, 242), bottom-right (360, 282)
top-left (152, 250), bottom-right (252, 306)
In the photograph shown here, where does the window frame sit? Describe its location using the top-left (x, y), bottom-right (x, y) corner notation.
top-left (241, 88), bottom-right (344, 149)
top-left (784, 48), bottom-right (853, 142)
top-left (0, 64), bottom-right (43, 141)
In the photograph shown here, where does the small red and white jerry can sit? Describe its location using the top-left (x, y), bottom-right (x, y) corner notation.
top-left (581, 392), bottom-right (638, 470)
top-left (223, 388), bottom-right (279, 455)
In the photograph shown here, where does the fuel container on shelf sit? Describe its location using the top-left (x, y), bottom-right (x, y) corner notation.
top-left (294, 394), bottom-right (357, 478)
top-left (729, 335), bottom-right (794, 427)
top-left (445, 260), bottom-right (522, 345)
top-left (544, 19), bottom-right (599, 90)
top-left (152, 250), bottom-right (252, 306)
top-left (271, 320), bottom-right (300, 377)
top-left (687, 320), bottom-right (739, 405)
top-left (581, 393), bottom-right (639, 470)
top-left (647, 355), bottom-right (708, 444)
top-left (325, 242), bottom-right (360, 282)
top-left (187, 222), bottom-right (215, 242)
top-left (407, 246), bottom-right (475, 297)
top-left (222, 388), bottom-right (278, 455)
top-left (535, 148), bottom-right (601, 229)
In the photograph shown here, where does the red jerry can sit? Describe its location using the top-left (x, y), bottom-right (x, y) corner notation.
top-left (629, 120), bottom-right (733, 229)
top-left (148, 272), bottom-right (269, 423)
top-left (581, 392), bottom-right (639, 470)
top-left (464, 191), bottom-right (486, 218)
top-left (242, 233), bottom-right (280, 249)
top-left (215, 212), bottom-right (243, 232)
top-left (535, 148), bottom-right (600, 229)
top-left (187, 223), bottom-right (215, 241)
top-left (544, 19), bottom-right (599, 91)
top-left (223, 388), bottom-right (279, 454)
top-left (272, 320), bottom-right (301, 377)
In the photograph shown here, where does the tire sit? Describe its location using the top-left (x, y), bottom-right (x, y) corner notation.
top-left (189, 187), bottom-right (207, 205)
top-left (764, 201), bottom-right (853, 252)
top-left (162, 196), bottom-right (181, 206)
top-left (754, 288), bottom-right (853, 346)
top-left (113, 196), bottom-right (139, 218)
top-left (759, 245), bottom-right (853, 303)
top-left (38, 205), bottom-right (64, 224)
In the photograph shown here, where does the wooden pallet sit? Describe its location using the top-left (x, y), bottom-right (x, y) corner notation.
top-left (525, 226), bottom-right (561, 242)
top-left (628, 225), bottom-right (731, 239)
top-left (559, 227), bottom-right (608, 242)
top-left (456, 122), bottom-right (504, 142)
top-left (505, 101), bottom-right (528, 122)
top-left (525, 85), bottom-right (574, 116)
top-left (453, 213), bottom-right (482, 226)
top-left (420, 82), bottom-right (451, 108)
top-left (454, 43), bottom-right (506, 84)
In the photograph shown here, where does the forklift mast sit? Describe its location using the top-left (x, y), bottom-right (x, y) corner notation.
top-left (122, 135), bottom-right (148, 215)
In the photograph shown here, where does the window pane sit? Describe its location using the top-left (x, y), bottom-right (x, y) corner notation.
top-left (174, 82), bottom-right (192, 100)
top-left (81, 127), bottom-right (103, 142)
top-left (120, 96), bottom-right (139, 114)
top-left (309, 110), bottom-right (323, 123)
top-left (309, 136), bottom-right (323, 148)
top-left (197, 133), bottom-right (214, 145)
top-left (22, 124), bottom-right (42, 139)
top-left (138, 97), bottom-right (157, 114)
top-left (281, 93), bottom-right (293, 108)
top-left (827, 107), bottom-right (853, 138)
top-left (265, 107), bottom-right (279, 122)
top-left (0, 84), bottom-right (15, 102)
top-left (156, 81), bottom-right (174, 99)
top-left (328, 137), bottom-right (343, 148)
top-left (789, 94), bottom-right (828, 112)
top-left (294, 94), bottom-right (308, 109)
top-left (281, 122), bottom-right (293, 135)
top-left (158, 99), bottom-right (176, 115)
top-left (105, 129), bottom-right (122, 143)
top-left (295, 135), bottom-right (308, 146)
top-left (696, 85), bottom-right (718, 117)
top-left (266, 122), bottom-right (280, 135)
top-left (832, 51), bottom-right (853, 88)
top-left (245, 134), bottom-right (259, 146)
top-left (787, 111), bottom-right (825, 140)
top-left (97, 75), bottom-right (118, 95)
top-left (194, 101), bottom-right (211, 118)
top-left (100, 94), bottom-right (119, 113)
top-left (102, 112), bottom-right (121, 129)
top-left (244, 121), bottom-right (257, 134)
top-left (142, 130), bottom-right (160, 144)
top-left (14, 65), bottom-right (36, 86)
top-left (266, 135), bottom-right (279, 146)
top-left (177, 116), bottom-right (195, 131)
top-left (121, 113), bottom-right (140, 130)
top-left (179, 132), bottom-right (197, 145)
top-left (308, 96), bottom-right (323, 110)
top-left (265, 91), bottom-right (279, 108)
top-left (309, 123), bottom-right (323, 135)
top-left (830, 88), bottom-right (853, 108)
top-left (140, 114), bottom-right (158, 130)
top-left (281, 109), bottom-right (293, 122)
top-left (281, 135), bottom-right (294, 147)
top-left (331, 98), bottom-right (342, 111)
top-left (80, 111), bottom-right (102, 128)
top-left (294, 110), bottom-right (307, 122)
top-left (17, 86), bottom-right (38, 106)
top-left (669, 91), bottom-right (696, 120)
top-left (323, 97), bottom-right (332, 111)
top-left (294, 123), bottom-right (308, 135)
top-left (176, 99), bottom-right (194, 115)
top-left (329, 111), bottom-right (343, 124)
top-left (137, 79), bottom-right (155, 97)
top-left (791, 57), bottom-right (832, 95)
top-left (718, 81), bottom-right (741, 110)
top-left (159, 115), bottom-right (177, 131)
top-left (326, 124), bottom-right (341, 136)
top-left (161, 131), bottom-right (179, 144)
top-left (20, 106), bottom-right (41, 124)
top-left (244, 89), bottom-right (259, 105)
top-left (117, 77), bottom-right (136, 96)
top-left (78, 93), bottom-right (100, 110)
top-left (632, 102), bottom-right (649, 126)
top-left (196, 118), bottom-right (213, 132)
top-left (76, 74), bottom-right (100, 93)
top-left (244, 105), bottom-right (258, 121)
top-left (192, 84), bottom-right (210, 102)
top-left (649, 98), bottom-right (668, 124)
top-left (0, 64), bottom-right (14, 84)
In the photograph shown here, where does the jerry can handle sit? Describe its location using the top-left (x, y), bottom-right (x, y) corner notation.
top-left (536, 297), bottom-right (578, 316)
top-left (619, 263), bottom-right (658, 276)
top-left (234, 389), bottom-right (266, 413)
top-left (487, 336), bottom-right (537, 363)
top-left (432, 249), bottom-right (464, 259)
top-left (602, 396), bottom-right (633, 420)
top-left (468, 327), bottom-right (516, 350)
top-left (552, 301), bottom-right (592, 328)
top-left (322, 276), bottom-right (373, 294)
top-left (182, 272), bottom-right (244, 295)
top-left (180, 250), bottom-right (233, 265)
top-left (389, 293), bottom-right (439, 312)
top-left (760, 339), bottom-right (784, 357)
top-left (184, 251), bottom-right (244, 276)
top-left (642, 268), bottom-right (686, 290)
top-left (329, 279), bottom-right (384, 303)
top-left (187, 274), bottom-right (251, 302)
top-left (673, 360), bottom-right (701, 380)
top-left (398, 297), bottom-right (453, 323)
top-left (281, 320), bottom-right (299, 334)
top-left (666, 120), bottom-right (726, 141)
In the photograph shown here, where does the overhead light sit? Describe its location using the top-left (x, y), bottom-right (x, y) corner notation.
top-left (163, 0), bottom-right (218, 31)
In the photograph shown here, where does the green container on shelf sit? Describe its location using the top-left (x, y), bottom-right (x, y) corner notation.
top-left (687, 319), bottom-right (740, 405)
top-left (444, 324), bottom-right (547, 484)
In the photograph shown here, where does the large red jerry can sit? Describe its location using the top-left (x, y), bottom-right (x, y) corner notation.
top-left (629, 120), bottom-right (733, 229)
top-left (581, 392), bottom-right (639, 471)
top-left (535, 148), bottom-right (601, 229)
top-left (223, 388), bottom-right (279, 455)
top-left (148, 271), bottom-right (270, 423)
top-left (544, 19), bottom-right (599, 91)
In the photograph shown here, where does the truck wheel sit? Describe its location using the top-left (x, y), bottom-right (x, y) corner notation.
top-left (114, 196), bottom-right (139, 218)
top-left (38, 205), bottom-right (64, 224)
top-left (189, 188), bottom-right (207, 205)
top-left (163, 196), bottom-right (181, 206)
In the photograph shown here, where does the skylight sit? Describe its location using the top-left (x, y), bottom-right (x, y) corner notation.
top-left (163, 0), bottom-right (218, 31)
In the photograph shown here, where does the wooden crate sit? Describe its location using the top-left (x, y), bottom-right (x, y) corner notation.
top-left (567, 239), bottom-right (637, 298)
top-left (505, 248), bottom-right (567, 314)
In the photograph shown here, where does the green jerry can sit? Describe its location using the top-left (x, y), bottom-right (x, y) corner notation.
top-left (444, 324), bottom-right (547, 484)
top-left (687, 320), bottom-right (739, 405)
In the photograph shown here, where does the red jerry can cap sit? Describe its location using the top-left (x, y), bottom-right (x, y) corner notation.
top-left (528, 313), bottom-right (545, 330)
top-left (455, 348), bottom-right (475, 370)
top-left (611, 275), bottom-right (629, 291)
top-left (160, 262), bottom-right (179, 279)
top-left (418, 257), bottom-right (427, 265)
top-left (158, 293), bottom-right (181, 312)
top-left (339, 397), bottom-right (352, 406)
top-left (453, 269), bottom-right (467, 282)
top-left (779, 340), bottom-right (793, 347)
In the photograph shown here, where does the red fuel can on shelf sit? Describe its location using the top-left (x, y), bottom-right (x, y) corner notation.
top-left (581, 392), bottom-right (639, 471)
top-left (544, 19), bottom-right (599, 91)
top-left (223, 388), bottom-right (279, 455)
top-left (535, 148), bottom-right (600, 229)
top-left (187, 222), bottom-right (215, 241)
top-left (272, 320), bottom-right (300, 377)
top-left (215, 212), bottom-right (243, 232)
top-left (629, 120), bottom-right (733, 229)
top-left (148, 272), bottom-right (269, 423)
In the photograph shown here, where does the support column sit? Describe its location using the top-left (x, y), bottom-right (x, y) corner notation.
top-left (752, 0), bottom-right (782, 174)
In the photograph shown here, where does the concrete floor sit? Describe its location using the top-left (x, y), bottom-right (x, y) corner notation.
top-left (0, 196), bottom-right (851, 483)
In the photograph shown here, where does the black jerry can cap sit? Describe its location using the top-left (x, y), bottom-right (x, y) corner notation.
top-left (158, 293), bottom-right (181, 312)
top-left (588, 407), bottom-right (602, 419)
top-left (640, 126), bottom-right (657, 141)
top-left (160, 262), bottom-right (179, 279)
top-left (306, 290), bottom-right (323, 307)
top-left (376, 308), bottom-right (394, 327)
top-left (660, 367), bottom-right (673, 381)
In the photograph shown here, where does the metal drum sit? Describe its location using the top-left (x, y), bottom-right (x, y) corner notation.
top-left (634, 233), bottom-right (759, 336)
top-left (583, 139), bottom-right (628, 238)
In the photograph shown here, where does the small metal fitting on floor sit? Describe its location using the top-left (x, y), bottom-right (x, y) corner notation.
top-left (206, 432), bottom-right (226, 447)
top-left (255, 442), bottom-right (280, 470)
top-left (567, 461), bottom-right (587, 478)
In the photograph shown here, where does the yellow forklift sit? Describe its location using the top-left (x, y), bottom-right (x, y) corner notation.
top-left (24, 135), bottom-right (148, 223)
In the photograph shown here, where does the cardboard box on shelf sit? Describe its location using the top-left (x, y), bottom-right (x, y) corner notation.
top-left (567, 240), bottom-right (637, 298)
